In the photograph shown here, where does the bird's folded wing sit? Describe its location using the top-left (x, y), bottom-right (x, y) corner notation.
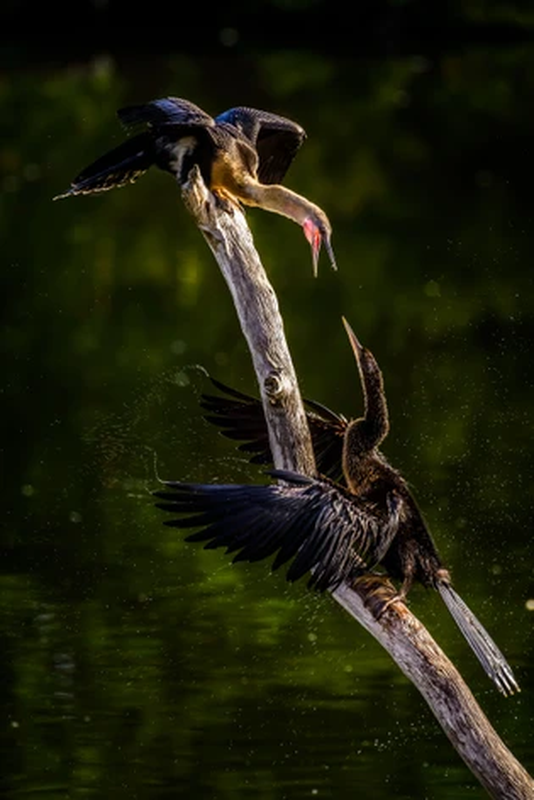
top-left (154, 471), bottom-right (402, 591)
top-left (200, 377), bottom-right (347, 483)
top-left (118, 97), bottom-right (214, 130)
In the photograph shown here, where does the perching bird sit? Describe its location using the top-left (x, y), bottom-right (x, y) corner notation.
top-left (154, 318), bottom-right (519, 696)
top-left (54, 97), bottom-right (336, 276)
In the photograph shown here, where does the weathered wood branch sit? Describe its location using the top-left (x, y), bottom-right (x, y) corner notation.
top-left (334, 585), bottom-right (533, 799)
top-left (182, 168), bottom-right (316, 477)
top-left (181, 165), bottom-right (534, 800)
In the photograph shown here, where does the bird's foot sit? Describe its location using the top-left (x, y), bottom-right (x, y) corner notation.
top-left (352, 574), bottom-right (407, 621)
top-left (374, 591), bottom-right (408, 621)
top-left (212, 188), bottom-right (241, 214)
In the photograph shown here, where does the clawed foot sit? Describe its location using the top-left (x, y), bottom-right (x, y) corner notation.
top-left (352, 574), bottom-right (407, 620)
top-left (374, 591), bottom-right (407, 620)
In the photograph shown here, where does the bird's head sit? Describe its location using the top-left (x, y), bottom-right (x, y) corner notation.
top-left (342, 317), bottom-right (380, 387)
top-left (303, 211), bottom-right (337, 278)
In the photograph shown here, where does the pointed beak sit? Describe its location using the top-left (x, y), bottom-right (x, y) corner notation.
top-left (311, 239), bottom-right (320, 279)
top-left (323, 232), bottom-right (337, 273)
top-left (312, 240), bottom-right (320, 278)
top-left (303, 219), bottom-right (321, 278)
top-left (303, 217), bottom-right (337, 278)
top-left (342, 316), bottom-right (364, 362)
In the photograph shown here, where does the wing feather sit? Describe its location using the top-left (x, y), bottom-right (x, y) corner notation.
top-left (154, 471), bottom-right (402, 591)
top-left (53, 133), bottom-right (154, 199)
top-left (214, 107), bottom-right (305, 184)
top-left (118, 97), bottom-right (214, 130)
top-left (200, 377), bottom-right (347, 481)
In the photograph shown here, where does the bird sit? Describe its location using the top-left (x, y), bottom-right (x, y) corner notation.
top-left (54, 97), bottom-right (336, 277)
top-left (154, 318), bottom-right (519, 696)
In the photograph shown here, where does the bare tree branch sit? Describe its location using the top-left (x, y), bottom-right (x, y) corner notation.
top-left (181, 166), bottom-right (534, 800)
top-left (182, 167), bottom-right (316, 476)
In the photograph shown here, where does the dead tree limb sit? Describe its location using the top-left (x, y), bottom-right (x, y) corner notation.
top-left (181, 165), bottom-right (534, 800)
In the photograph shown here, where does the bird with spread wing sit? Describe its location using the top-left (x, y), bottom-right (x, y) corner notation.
top-left (54, 97), bottom-right (336, 276)
top-left (155, 318), bottom-right (519, 696)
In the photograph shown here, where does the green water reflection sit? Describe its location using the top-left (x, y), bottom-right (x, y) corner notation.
top-left (1, 46), bottom-right (534, 799)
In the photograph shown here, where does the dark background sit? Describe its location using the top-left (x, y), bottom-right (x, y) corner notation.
top-left (1, 3), bottom-right (534, 798)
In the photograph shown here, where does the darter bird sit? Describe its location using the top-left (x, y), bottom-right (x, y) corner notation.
top-left (154, 318), bottom-right (518, 696)
top-left (54, 97), bottom-right (336, 276)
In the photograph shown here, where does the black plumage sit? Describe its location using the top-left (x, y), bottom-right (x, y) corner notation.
top-left (54, 97), bottom-right (336, 275)
top-left (157, 469), bottom-right (402, 592)
top-left (155, 318), bottom-right (519, 695)
top-left (201, 376), bottom-right (347, 483)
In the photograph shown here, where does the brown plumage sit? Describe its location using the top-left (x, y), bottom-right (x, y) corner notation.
top-left (54, 97), bottom-right (336, 276)
top-left (155, 318), bottom-right (518, 695)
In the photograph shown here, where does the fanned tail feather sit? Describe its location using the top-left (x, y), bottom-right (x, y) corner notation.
top-left (437, 582), bottom-right (519, 696)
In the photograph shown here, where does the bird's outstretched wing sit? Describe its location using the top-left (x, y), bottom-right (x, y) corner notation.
top-left (118, 97), bottom-right (214, 130)
top-left (215, 107), bottom-right (306, 184)
top-left (53, 133), bottom-right (154, 199)
top-left (200, 377), bottom-right (347, 483)
top-left (201, 378), bottom-right (271, 464)
top-left (154, 470), bottom-right (402, 591)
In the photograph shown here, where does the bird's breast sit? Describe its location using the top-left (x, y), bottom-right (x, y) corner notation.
top-left (210, 148), bottom-right (256, 200)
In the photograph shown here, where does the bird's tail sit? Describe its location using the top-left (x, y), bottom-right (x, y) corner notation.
top-left (54, 133), bottom-right (154, 200)
top-left (437, 581), bottom-right (519, 696)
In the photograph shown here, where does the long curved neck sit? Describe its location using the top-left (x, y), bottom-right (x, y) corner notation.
top-left (342, 354), bottom-right (390, 493)
top-left (342, 421), bottom-right (382, 491)
top-left (239, 182), bottom-right (320, 224)
top-left (358, 358), bottom-right (389, 443)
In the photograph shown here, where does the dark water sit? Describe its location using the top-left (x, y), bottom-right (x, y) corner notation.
top-left (2, 44), bottom-right (534, 799)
